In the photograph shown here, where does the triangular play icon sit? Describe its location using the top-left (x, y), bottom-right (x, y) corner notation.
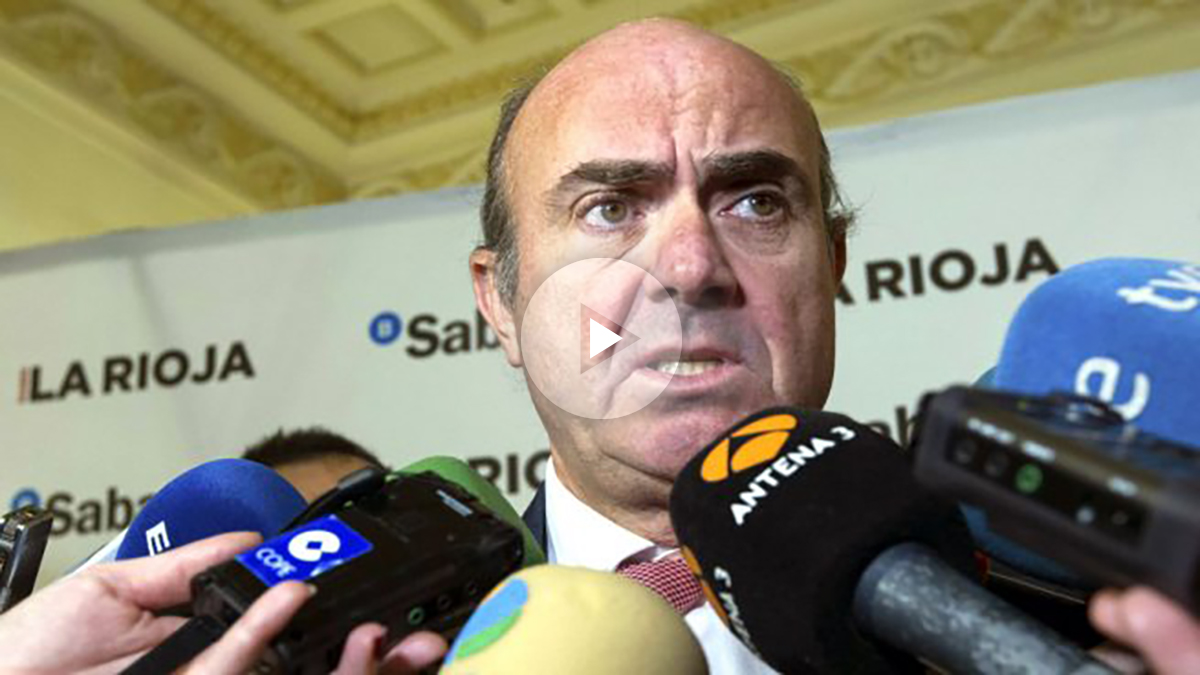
top-left (581, 304), bottom-right (640, 374)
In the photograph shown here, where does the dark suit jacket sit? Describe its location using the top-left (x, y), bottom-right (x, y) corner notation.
top-left (522, 484), bottom-right (549, 554)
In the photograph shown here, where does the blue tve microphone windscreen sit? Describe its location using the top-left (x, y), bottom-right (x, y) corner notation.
top-left (116, 458), bottom-right (306, 560)
top-left (994, 257), bottom-right (1200, 448)
top-left (972, 257), bottom-right (1200, 587)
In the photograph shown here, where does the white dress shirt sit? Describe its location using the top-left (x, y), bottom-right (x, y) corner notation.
top-left (543, 457), bottom-right (780, 675)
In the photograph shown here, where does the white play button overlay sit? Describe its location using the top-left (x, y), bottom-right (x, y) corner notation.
top-left (588, 319), bottom-right (621, 358)
top-left (519, 258), bottom-right (681, 420)
top-left (580, 304), bottom-right (640, 374)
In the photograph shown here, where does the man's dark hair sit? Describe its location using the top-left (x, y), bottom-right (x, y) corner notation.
top-left (241, 427), bottom-right (386, 470)
top-left (479, 65), bottom-right (856, 308)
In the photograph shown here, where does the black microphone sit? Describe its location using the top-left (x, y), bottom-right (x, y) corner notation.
top-left (669, 407), bottom-right (1116, 674)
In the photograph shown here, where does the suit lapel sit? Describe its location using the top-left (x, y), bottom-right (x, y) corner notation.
top-left (522, 483), bottom-right (548, 555)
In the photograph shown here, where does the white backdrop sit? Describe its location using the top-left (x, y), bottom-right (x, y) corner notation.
top-left (4, 69), bottom-right (1199, 581)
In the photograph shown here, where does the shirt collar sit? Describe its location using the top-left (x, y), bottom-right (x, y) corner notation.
top-left (543, 455), bottom-right (663, 571)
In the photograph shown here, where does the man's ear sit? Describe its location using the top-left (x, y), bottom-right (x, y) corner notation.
top-left (470, 247), bottom-right (523, 367)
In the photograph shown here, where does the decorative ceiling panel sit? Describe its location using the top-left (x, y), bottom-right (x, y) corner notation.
top-left (441, 0), bottom-right (557, 36)
top-left (2, 0), bottom-right (1197, 214)
top-left (314, 4), bottom-right (445, 74)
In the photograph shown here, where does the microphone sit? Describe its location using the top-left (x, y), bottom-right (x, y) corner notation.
top-left (964, 367), bottom-right (1086, 592)
top-left (670, 407), bottom-right (1114, 674)
top-left (994, 257), bottom-right (1200, 447)
top-left (115, 459), bottom-right (306, 561)
top-left (970, 258), bottom-right (1200, 592)
top-left (441, 565), bottom-right (708, 674)
top-left (123, 457), bottom-right (543, 674)
top-left (400, 456), bottom-right (545, 567)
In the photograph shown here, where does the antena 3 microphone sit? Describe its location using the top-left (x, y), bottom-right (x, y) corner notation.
top-left (671, 408), bottom-right (1114, 674)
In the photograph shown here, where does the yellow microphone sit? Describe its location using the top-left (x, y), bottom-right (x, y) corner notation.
top-left (440, 565), bottom-right (708, 674)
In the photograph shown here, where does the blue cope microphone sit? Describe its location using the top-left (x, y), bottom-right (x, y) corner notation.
top-left (115, 459), bottom-right (306, 560)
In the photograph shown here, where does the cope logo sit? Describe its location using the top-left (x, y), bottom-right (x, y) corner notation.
top-left (369, 310), bottom-right (500, 359)
top-left (700, 414), bottom-right (799, 482)
top-left (236, 514), bottom-right (372, 587)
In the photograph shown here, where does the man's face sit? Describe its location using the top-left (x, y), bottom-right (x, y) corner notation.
top-left (476, 24), bottom-right (846, 514)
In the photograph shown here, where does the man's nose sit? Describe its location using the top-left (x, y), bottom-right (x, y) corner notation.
top-left (645, 202), bottom-right (740, 308)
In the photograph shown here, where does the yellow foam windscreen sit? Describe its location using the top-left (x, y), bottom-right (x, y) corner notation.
top-left (441, 564), bottom-right (708, 674)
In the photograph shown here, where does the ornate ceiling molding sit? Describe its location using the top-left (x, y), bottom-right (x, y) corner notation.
top-left (145, 0), bottom-right (357, 139)
top-left (146, 0), bottom-right (814, 143)
top-left (4, 0), bottom-right (1196, 208)
top-left (786, 0), bottom-right (1199, 108)
top-left (351, 146), bottom-right (487, 200)
top-left (352, 0), bottom-right (1200, 199)
top-left (0, 0), bottom-right (345, 209)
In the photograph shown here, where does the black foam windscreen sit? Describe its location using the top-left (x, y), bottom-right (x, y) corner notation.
top-left (670, 407), bottom-right (976, 674)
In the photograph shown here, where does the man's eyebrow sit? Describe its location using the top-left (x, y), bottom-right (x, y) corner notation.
top-left (699, 150), bottom-right (811, 194)
top-left (545, 160), bottom-right (674, 204)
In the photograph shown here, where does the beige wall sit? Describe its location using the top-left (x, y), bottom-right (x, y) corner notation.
top-left (0, 58), bottom-right (254, 253)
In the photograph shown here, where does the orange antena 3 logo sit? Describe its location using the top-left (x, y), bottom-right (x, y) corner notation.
top-left (700, 412), bottom-right (856, 526)
top-left (701, 414), bottom-right (799, 482)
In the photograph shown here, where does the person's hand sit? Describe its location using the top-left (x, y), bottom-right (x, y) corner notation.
top-left (1090, 586), bottom-right (1200, 675)
top-left (0, 532), bottom-right (446, 674)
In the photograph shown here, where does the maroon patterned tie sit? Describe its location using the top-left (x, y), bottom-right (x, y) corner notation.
top-left (616, 553), bottom-right (705, 615)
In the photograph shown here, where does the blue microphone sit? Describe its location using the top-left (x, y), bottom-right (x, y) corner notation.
top-left (969, 258), bottom-right (1200, 589)
top-left (994, 257), bottom-right (1200, 448)
top-left (115, 459), bottom-right (306, 560)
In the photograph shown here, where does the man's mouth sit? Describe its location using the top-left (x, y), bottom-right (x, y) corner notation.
top-left (647, 358), bottom-right (726, 376)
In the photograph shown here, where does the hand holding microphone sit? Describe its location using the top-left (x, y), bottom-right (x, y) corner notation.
top-left (923, 257), bottom-right (1200, 672)
top-left (0, 453), bottom-right (542, 674)
top-left (1090, 586), bottom-right (1200, 675)
top-left (0, 531), bottom-right (445, 674)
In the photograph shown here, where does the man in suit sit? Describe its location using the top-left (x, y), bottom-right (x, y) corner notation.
top-left (470, 18), bottom-right (847, 673)
top-left (468, 17), bottom-right (1200, 674)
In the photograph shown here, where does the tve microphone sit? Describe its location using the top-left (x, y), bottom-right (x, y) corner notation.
top-left (115, 459), bottom-right (306, 560)
top-left (671, 408), bottom-right (1114, 675)
top-left (994, 257), bottom-right (1200, 448)
top-left (964, 258), bottom-right (1200, 596)
top-left (441, 565), bottom-right (708, 675)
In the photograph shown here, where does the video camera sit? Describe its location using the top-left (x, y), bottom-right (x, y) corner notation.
top-left (130, 467), bottom-right (524, 674)
top-left (912, 385), bottom-right (1200, 615)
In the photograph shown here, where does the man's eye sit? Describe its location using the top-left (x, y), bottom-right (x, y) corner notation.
top-left (729, 193), bottom-right (784, 220)
top-left (582, 200), bottom-right (631, 229)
